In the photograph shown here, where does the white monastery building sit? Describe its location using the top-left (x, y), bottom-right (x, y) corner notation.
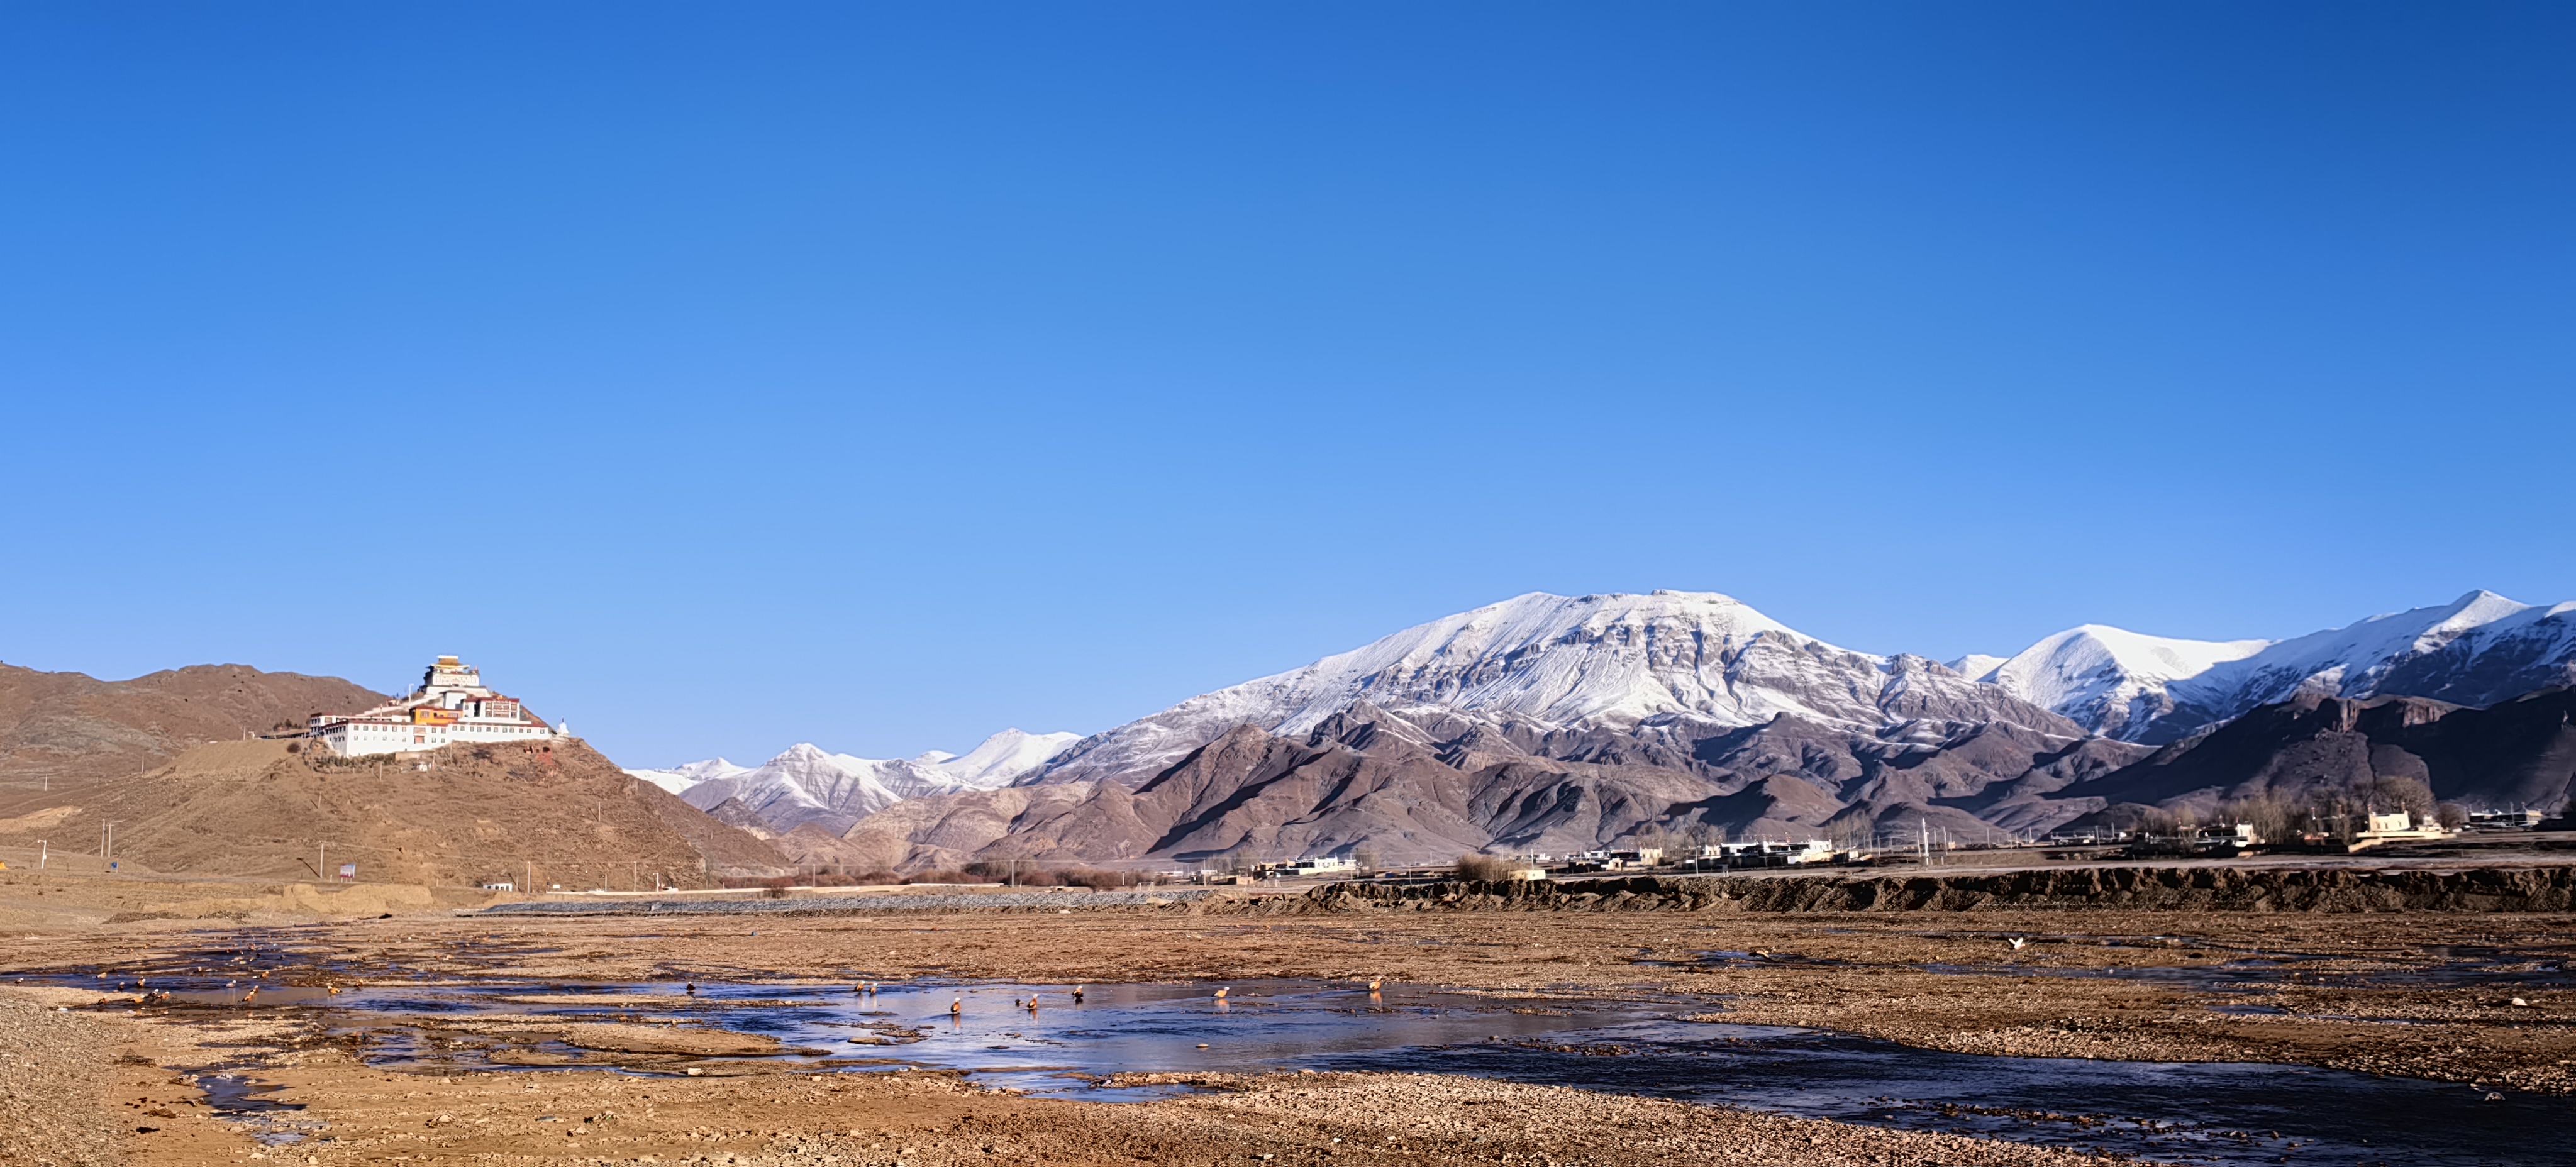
top-left (308, 656), bottom-right (565, 756)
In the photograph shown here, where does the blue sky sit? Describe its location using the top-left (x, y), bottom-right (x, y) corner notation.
top-left (3, 3), bottom-right (2570, 766)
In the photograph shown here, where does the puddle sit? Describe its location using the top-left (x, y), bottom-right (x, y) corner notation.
top-left (179, 1066), bottom-right (322, 1146)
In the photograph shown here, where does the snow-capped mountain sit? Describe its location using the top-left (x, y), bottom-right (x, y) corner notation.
top-left (675, 744), bottom-right (965, 835)
top-left (919, 728), bottom-right (1080, 786)
top-left (635, 729), bottom-right (1082, 834)
top-left (1964, 626), bottom-right (2270, 741)
top-left (626, 757), bottom-right (752, 795)
top-left (2155, 590), bottom-right (2576, 741)
top-left (1036, 590), bottom-right (2075, 787)
top-left (1979, 591), bottom-right (2576, 743)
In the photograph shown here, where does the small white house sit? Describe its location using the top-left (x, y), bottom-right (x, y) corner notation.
top-left (2349, 810), bottom-right (2449, 851)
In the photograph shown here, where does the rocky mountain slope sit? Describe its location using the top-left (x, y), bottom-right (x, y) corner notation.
top-left (0, 661), bottom-right (387, 791)
top-left (834, 694), bottom-right (2148, 870)
top-left (1035, 591), bottom-right (2080, 788)
top-left (2050, 686), bottom-right (2576, 819)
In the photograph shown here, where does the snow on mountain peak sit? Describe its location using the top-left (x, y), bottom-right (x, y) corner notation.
top-left (638, 728), bottom-right (1084, 835)
top-left (1945, 655), bottom-right (2011, 683)
top-left (1982, 590), bottom-right (2576, 742)
top-left (924, 729), bottom-right (1081, 788)
top-left (1980, 625), bottom-right (2270, 739)
top-left (625, 756), bottom-right (751, 795)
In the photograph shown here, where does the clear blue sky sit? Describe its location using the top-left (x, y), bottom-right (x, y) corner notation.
top-left (3, 3), bottom-right (2570, 766)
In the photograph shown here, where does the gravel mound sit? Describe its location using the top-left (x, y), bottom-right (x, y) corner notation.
top-left (0, 990), bottom-right (131, 1166)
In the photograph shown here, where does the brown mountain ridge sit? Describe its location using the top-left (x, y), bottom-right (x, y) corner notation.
top-left (0, 660), bottom-right (387, 791)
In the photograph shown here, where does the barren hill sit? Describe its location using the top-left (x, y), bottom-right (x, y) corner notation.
top-left (0, 661), bottom-right (386, 794)
top-left (0, 737), bottom-right (791, 887)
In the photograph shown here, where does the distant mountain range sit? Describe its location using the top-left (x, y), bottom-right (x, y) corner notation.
top-left (634, 589), bottom-right (2576, 868)
top-left (630, 729), bottom-right (1080, 835)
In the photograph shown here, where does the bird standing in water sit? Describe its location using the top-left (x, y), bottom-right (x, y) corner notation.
top-left (950, 997), bottom-right (963, 1017)
top-left (1072, 985), bottom-right (1085, 1004)
top-left (1214, 986), bottom-right (1229, 1000)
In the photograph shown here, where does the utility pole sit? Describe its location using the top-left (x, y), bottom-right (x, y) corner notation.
top-left (319, 841), bottom-right (328, 881)
top-left (36, 840), bottom-right (45, 870)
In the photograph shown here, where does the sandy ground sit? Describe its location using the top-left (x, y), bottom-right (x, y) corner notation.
top-left (8, 898), bottom-right (2573, 1166)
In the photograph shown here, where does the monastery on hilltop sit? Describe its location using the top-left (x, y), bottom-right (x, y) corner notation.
top-left (308, 656), bottom-right (565, 756)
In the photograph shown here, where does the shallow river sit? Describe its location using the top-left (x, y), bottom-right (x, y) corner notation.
top-left (61, 962), bottom-right (2576, 1166)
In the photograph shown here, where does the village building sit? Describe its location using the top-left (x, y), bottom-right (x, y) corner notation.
top-left (307, 656), bottom-right (563, 756)
top-left (2346, 809), bottom-right (2451, 851)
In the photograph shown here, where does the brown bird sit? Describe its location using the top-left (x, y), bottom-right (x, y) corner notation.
top-left (1367, 979), bottom-right (1382, 992)
top-left (950, 997), bottom-right (963, 1016)
top-left (1072, 985), bottom-right (1085, 1004)
top-left (1214, 986), bottom-right (1229, 1000)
